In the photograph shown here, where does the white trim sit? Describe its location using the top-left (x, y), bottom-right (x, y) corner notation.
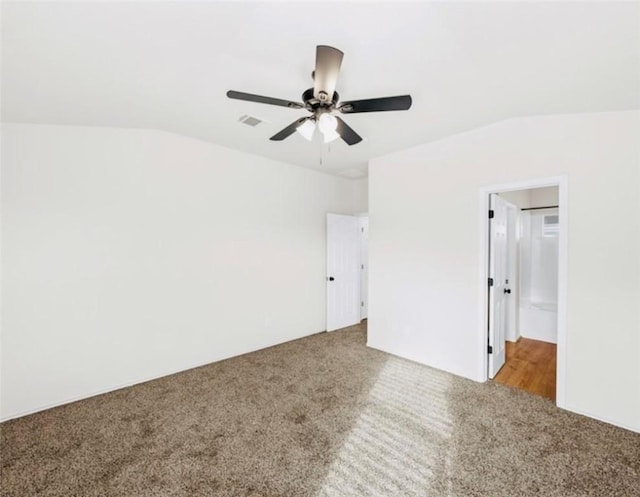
top-left (1, 362), bottom-right (216, 422)
top-left (562, 403), bottom-right (639, 434)
top-left (556, 179), bottom-right (568, 408)
top-left (478, 175), bottom-right (568, 408)
top-left (0, 330), bottom-right (321, 422)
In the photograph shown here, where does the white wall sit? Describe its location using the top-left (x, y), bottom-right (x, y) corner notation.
top-left (0, 124), bottom-right (359, 420)
top-left (498, 189), bottom-right (530, 209)
top-left (368, 111), bottom-right (640, 432)
top-left (530, 186), bottom-right (559, 208)
top-left (352, 177), bottom-right (369, 214)
top-left (499, 186), bottom-right (558, 209)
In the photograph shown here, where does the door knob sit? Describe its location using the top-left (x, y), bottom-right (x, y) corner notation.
top-left (328, 276), bottom-right (335, 281)
top-left (504, 288), bottom-right (511, 294)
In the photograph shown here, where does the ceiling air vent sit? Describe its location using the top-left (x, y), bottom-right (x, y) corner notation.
top-left (238, 114), bottom-right (263, 127)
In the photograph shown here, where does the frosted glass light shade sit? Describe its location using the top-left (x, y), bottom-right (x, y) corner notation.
top-left (322, 128), bottom-right (340, 143)
top-left (318, 113), bottom-right (338, 134)
top-left (318, 114), bottom-right (339, 143)
top-left (296, 119), bottom-right (315, 141)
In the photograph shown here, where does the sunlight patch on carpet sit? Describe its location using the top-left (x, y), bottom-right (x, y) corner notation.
top-left (315, 357), bottom-right (454, 496)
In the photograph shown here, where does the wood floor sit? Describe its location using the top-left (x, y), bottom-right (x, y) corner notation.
top-left (494, 338), bottom-right (557, 401)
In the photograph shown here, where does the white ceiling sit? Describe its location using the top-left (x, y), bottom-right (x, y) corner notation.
top-left (2, 1), bottom-right (639, 178)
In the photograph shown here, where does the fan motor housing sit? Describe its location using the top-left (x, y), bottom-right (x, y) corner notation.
top-left (303, 88), bottom-right (339, 112)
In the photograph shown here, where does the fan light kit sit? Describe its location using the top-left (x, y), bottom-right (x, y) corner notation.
top-left (296, 119), bottom-right (316, 141)
top-left (316, 114), bottom-right (339, 142)
top-left (227, 45), bottom-right (413, 146)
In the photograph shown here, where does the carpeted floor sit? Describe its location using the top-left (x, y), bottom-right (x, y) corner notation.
top-left (1, 322), bottom-right (638, 496)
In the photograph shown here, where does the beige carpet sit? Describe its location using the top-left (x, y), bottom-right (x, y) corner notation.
top-left (1, 322), bottom-right (638, 496)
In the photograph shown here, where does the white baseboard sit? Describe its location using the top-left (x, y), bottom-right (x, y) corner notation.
top-left (1, 329), bottom-right (322, 423)
top-left (560, 404), bottom-right (639, 434)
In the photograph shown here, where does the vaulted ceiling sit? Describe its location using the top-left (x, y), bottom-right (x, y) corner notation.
top-left (2, 1), bottom-right (639, 178)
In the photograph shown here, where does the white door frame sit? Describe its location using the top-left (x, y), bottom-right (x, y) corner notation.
top-left (477, 175), bottom-right (568, 408)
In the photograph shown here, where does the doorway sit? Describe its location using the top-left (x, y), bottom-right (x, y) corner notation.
top-left (326, 213), bottom-right (369, 332)
top-left (479, 176), bottom-right (567, 407)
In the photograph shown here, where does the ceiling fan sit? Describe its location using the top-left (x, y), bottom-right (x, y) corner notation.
top-left (227, 45), bottom-right (412, 146)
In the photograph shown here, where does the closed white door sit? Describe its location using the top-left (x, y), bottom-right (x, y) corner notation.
top-left (359, 217), bottom-right (369, 320)
top-left (488, 194), bottom-right (510, 378)
top-left (327, 214), bottom-right (361, 332)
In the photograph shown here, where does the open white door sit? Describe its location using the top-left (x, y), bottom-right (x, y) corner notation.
top-left (327, 214), bottom-right (361, 332)
top-left (488, 194), bottom-right (511, 378)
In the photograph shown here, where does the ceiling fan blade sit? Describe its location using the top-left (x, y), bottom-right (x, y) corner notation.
top-left (227, 90), bottom-right (304, 109)
top-left (270, 117), bottom-right (311, 141)
top-left (338, 95), bottom-right (412, 114)
top-left (335, 117), bottom-right (363, 146)
top-left (313, 45), bottom-right (344, 103)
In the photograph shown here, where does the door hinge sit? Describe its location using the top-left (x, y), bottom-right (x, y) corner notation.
top-left (488, 345), bottom-right (493, 354)
top-left (488, 277), bottom-right (494, 287)
top-left (361, 301), bottom-right (364, 307)
top-left (361, 227), bottom-right (364, 232)
top-left (488, 209), bottom-right (495, 219)
top-left (361, 264), bottom-right (364, 270)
